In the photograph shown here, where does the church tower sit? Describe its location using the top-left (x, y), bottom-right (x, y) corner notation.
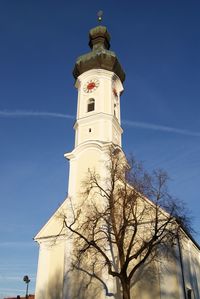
top-left (34, 24), bottom-right (125, 299)
top-left (65, 25), bottom-right (125, 202)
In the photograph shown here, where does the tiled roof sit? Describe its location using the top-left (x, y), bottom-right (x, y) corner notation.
top-left (4, 295), bottom-right (35, 299)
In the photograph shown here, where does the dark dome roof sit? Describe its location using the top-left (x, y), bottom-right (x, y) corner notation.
top-left (73, 26), bottom-right (125, 83)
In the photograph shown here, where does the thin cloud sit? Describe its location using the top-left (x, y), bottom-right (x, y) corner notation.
top-left (0, 276), bottom-right (25, 281)
top-left (0, 275), bottom-right (36, 281)
top-left (0, 110), bottom-right (74, 119)
top-left (0, 241), bottom-right (34, 247)
top-left (122, 120), bottom-right (200, 137)
top-left (0, 110), bottom-right (200, 137)
top-left (0, 287), bottom-right (25, 292)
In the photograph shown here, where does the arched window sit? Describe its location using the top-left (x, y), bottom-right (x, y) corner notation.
top-left (87, 98), bottom-right (95, 112)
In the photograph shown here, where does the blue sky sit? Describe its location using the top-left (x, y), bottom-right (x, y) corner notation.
top-left (0, 0), bottom-right (200, 297)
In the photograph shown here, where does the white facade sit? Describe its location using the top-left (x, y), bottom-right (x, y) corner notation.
top-left (65, 68), bottom-right (123, 203)
top-left (35, 58), bottom-right (125, 299)
top-left (34, 25), bottom-right (200, 299)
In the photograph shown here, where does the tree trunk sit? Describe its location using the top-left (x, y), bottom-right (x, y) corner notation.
top-left (121, 279), bottom-right (131, 299)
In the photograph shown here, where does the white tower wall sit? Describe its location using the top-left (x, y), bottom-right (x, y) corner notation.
top-left (65, 69), bottom-right (124, 203)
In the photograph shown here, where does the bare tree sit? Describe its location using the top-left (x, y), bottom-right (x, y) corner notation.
top-left (63, 146), bottom-right (191, 299)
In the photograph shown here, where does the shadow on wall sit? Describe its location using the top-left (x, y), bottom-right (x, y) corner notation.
top-left (182, 244), bottom-right (200, 299)
top-left (153, 246), bottom-right (184, 299)
top-left (129, 261), bottom-right (160, 299)
top-left (129, 243), bottom-right (200, 299)
top-left (37, 268), bottom-right (104, 299)
top-left (130, 246), bottom-right (182, 299)
top-left (64, 267), bottom-right (106, 299)
top-left (37, 270), bottom-right (63, 299)
top-left (190, 256), bottom-right (200, 299)
top-left (36, 245), bottom-right (200, 299)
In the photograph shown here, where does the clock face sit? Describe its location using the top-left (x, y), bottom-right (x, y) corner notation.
top-left (83, 79), bottom-right (99, 93)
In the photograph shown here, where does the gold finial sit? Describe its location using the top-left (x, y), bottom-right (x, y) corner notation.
top-left (97, 10), bottom-right (103, 23)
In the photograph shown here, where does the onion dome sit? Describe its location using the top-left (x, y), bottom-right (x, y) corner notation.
top-left (73, 26), bottom-right (125, 83)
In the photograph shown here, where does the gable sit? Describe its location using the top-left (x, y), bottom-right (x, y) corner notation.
top-left (34, 198), bottom-right (68, 241)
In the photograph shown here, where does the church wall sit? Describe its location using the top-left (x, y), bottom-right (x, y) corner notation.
top-left (67, 146), bottom-right (108, 202)
top-left (75, 116), bottom-right (106, 145)
top-left (34, 23), bottom-right (200, 299)
top-left (130, 262), bottom-right (160, 299)
top-left (75, 117), bottom-right (121, 146)
top-left (35, 239), bottom-right (65, 299)
top-left (181, 237), bottom-right (200, 298)
top-left (74, 69), bottom-right (123, 148)
top-left (76, 69), bottom-right (122, 119)
top-left (159, 249), bottom-right (181, 299)
top-left (35, 243), bottom-right (49, 299)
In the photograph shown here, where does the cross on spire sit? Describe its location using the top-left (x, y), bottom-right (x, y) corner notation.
top-left (97, 10), bottom-right (103, 23)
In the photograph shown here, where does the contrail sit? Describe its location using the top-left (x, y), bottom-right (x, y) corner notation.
top-left (0, 110), bottom-right (74, 119)
top-left (122, 120), bottom-right (200, 137)
top-left (0, 241), bottom-right (34, 247)
top-left (0, 110), bottom-right (200, 137)
top-left (0, 287), bottom-right (26, 292)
